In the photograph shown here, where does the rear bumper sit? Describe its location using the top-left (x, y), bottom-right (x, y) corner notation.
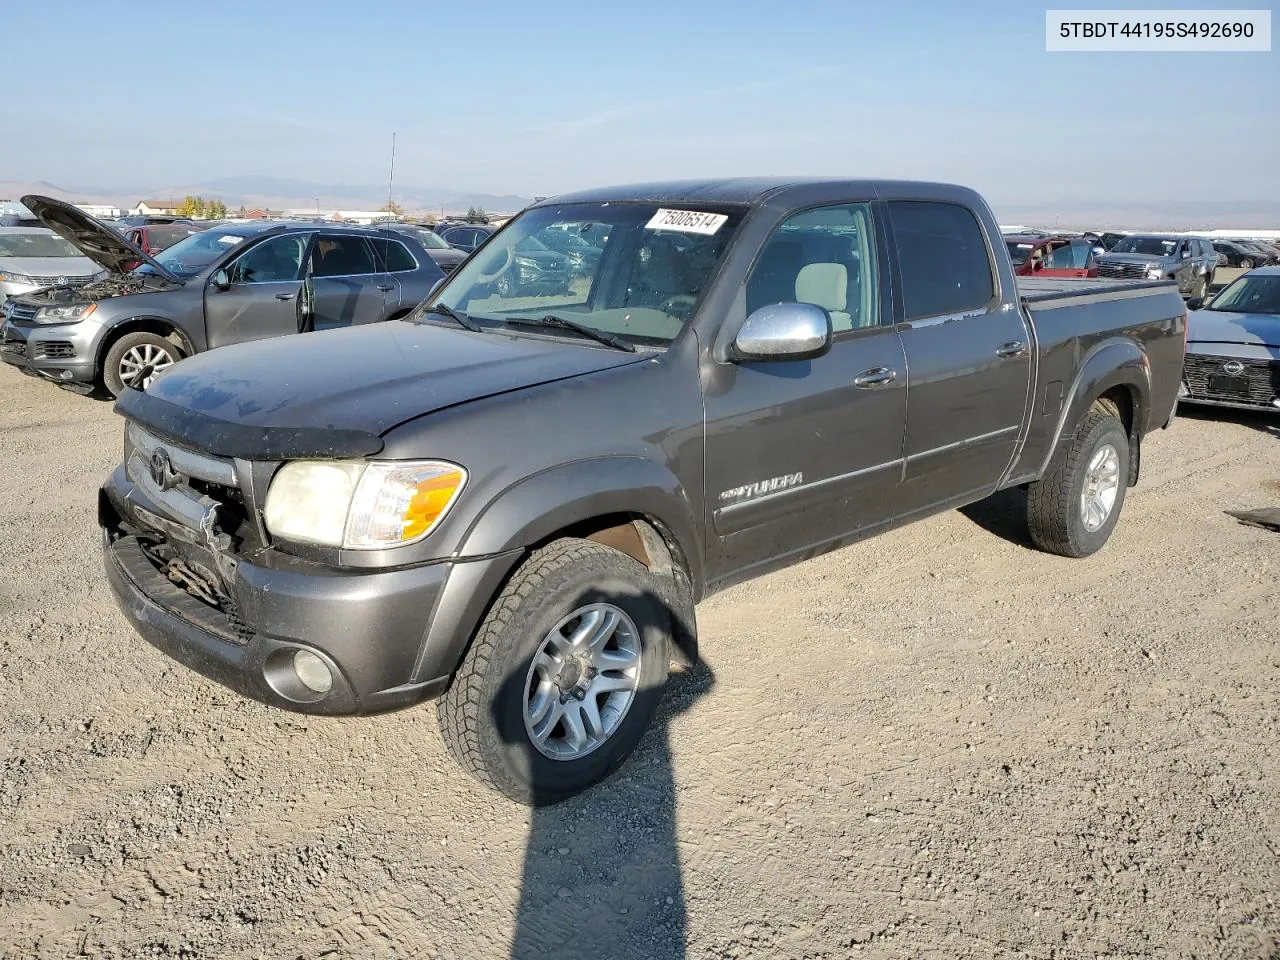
top-left (100, 467), bottom-right (522, 715)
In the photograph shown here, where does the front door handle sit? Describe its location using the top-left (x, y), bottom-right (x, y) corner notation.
top-left (275, 292), bottom-right (295, 301)
top-left (996, 340), bottom-right (1026, 358)
top-left (853, 367), bottom-right (897, 388)
top-left (377, 284), bottom-right (395, 292)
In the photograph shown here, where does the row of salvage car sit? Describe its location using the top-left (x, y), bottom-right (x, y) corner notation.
top-left (1, 194), bottom-right (1277, 416)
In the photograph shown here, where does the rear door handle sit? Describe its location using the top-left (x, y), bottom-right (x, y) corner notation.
top-left (377, 284), bottom-right (395, 292)
top-left (275, 292), bottom-right (295, 301)
top-left (853, 367), bottom-right (897, 388)
top-left (996, 340), bottom-right (1026, 358)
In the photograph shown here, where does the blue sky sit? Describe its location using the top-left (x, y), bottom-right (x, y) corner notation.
top-left (6, 0), bottom-right (1277, 207)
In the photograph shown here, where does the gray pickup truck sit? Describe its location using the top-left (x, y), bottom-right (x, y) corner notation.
top-left (98, 178), bottom-right (1186, 804)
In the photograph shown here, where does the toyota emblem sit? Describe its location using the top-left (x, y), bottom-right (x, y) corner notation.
top-left (1222, 360), bottom-right (1245, 375)
top-left (149, 449), bottom-right (177, 490)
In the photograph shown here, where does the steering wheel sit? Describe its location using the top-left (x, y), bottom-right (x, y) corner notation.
top-left (472, 245), bottom-right (515, 285)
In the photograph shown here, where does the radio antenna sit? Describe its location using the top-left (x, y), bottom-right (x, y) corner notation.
top-left (386, 131), bottom-right (397, 218)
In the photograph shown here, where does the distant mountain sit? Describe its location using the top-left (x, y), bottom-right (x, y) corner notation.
top-left (0, 176), bottom-right (533, 217)
top-left (993, 199), bottom-right (1280, 231)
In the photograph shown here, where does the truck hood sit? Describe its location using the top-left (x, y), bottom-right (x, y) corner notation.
top-left (1187, 309), bottom-right (1280, 347)
top-left (138, 319), bottom-right (649, 446)
top-left (20, 194), bottom-right (181, 283)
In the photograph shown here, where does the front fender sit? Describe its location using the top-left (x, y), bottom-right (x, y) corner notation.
top-left (456, 456), bottom-right (704, 594)
top-left (1041, 337), bottom-right (1151, 475)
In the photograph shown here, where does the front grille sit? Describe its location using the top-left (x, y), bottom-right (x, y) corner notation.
top-left (25, 274), bottom-right (96, 287)
top-left (34, 340), bottom-right (75, 360)
top-left (4, 303), bottom-right (38, 322)
top-left (1098, 261), bottom-right (1151, 280)
top-left (1183, 354), bottom-right (1280, 407)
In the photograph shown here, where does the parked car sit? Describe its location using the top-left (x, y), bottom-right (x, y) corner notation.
top-left (438, 223), bottom-right (499, 252)
top-left (1236, 240), bottom-right (1279, 267)
top-left (123, 223), bottom-right (208, 262)
top-left (379, 223), bottom-right (468, 275)
top-left (1212, 240), bottom-right (1272, 270)
top-left (534, 225), bottom-right (603, 275)
top-left (0, 195), bottom-right (444, 397)
top-left (97, 177), bottom-right (1186, 805)
top-left (1180, 266), bottom-right (1280, 412)
top-left (0, 227), bottom-right (103, 306)
top-left (1005, 234), bottom-right (1102, 278)
top-left (114, 214), bottom-right (194, 227)
top-left (1096, 234), bottom-right (1217, 298)
top-left (491, 235), bottom-right (571, 296)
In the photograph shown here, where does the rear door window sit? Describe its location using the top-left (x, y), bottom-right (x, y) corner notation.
top-left (311, 235), bottom-right (377, 277)
top-left (887, 201), bottom-right (995, 320)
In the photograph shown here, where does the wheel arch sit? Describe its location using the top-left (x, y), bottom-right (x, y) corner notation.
top-left (97, 316), bottom-right (195, 375)
top-left (1044, 338), bottom-right (1151, 487)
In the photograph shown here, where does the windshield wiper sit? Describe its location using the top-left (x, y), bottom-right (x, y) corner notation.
top-left (414, 302), bottom-right (481, 332)
top-left (503, 314), bottom-right (636, 352)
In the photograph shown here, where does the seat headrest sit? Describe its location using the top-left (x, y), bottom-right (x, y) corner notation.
top-left (795, 262), bottom-right (847, 312)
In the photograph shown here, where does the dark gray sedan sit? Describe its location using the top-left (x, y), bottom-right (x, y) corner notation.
top-left (0, 196), bottom-right (444, 396)
top-left (1180, 266), bottom-right (1280, 413)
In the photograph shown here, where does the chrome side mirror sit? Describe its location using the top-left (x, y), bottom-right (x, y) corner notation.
top-left (732, 302), bottom-right (832, 362)
top-left (211, 269), bottom-right (231, 292)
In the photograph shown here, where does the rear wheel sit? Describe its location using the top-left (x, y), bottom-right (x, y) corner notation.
top-left (1026, 408), bottom-right (1130, 558)
top-left (102, 332), bottom-right (181, 397)
top-left (437, 538), bottom-right (671, 805)
top-left (1240, 258), bottom-right (1254, 270)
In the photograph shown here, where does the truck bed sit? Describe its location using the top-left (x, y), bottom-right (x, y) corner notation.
top-left (1017, 275), bottom-right (1176, 307)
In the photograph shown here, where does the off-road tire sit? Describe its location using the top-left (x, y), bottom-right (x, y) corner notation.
top-left (437, 538), bottom-right (671, 806)
top-left (102, 332), bottom-right (181, 398)
top-left (1026, 409), bottom-right (1130, 558)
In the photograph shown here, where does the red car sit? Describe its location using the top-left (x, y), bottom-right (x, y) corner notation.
top-left (1005, 234), bottom-right (1102, 278)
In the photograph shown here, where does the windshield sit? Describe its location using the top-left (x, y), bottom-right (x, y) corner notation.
top-left (428, 202), bottom-right (744, 346)
top-left (136, 227), bottom-right (254, 279)
top-left (1110, 236), bottom-right (1178, 256)
top-left (0, 232), bottom-right (84, 258)
top-left (1206, 274), bottom-right (1280, 314)
top-left (1006, 241), bottom-right (1035, 266)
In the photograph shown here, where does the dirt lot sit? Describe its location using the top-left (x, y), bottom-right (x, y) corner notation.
top-left (0, 367), bottom-right (1277, 960)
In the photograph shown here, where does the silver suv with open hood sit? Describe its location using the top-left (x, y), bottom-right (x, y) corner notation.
top-left (0, 195), bottom-right (444, 397)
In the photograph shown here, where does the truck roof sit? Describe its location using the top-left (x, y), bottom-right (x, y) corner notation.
top-left (535, 178), bottom-right (985, 208)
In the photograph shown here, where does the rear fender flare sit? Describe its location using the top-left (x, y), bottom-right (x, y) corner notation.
top-left (1040, 338), bottom-right (1151, 478)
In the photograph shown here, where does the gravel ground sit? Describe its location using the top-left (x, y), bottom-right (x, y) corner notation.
top-left (0, 367), bottom-right (1277, 960)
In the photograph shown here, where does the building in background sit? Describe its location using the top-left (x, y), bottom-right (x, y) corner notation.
top-left (74, 204), bottom-right (121, 219)
top-left (130, 200), bottom-right (182, 216)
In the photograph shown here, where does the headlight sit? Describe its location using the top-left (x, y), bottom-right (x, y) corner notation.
top-left (35, 302), bottom-right (97, 324)
top-left (0, 271), bottom-right (34, 286)
top-left (1146, 266), bottom-right (1164, 279)
top-left (263, 459), bottom-right (466, 550)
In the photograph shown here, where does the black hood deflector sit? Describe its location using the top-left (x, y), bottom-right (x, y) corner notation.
top-left (114, 388), bottom-right (384, 460)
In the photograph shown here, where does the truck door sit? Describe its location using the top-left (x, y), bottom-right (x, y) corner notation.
top-left (203, 232), bottom-right (310, 348)
top-left (885, 200), bottom-right (1033, 515)
top-left (307, 233), bottom-right (388, 330)
top-left (702, 201), bottom-right (907, 579)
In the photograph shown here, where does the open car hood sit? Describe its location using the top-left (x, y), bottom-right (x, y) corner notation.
top-left (21, 194), bottom-right (182, 283)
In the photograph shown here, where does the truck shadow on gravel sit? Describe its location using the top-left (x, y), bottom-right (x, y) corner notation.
top-left (502, 658), bottom-right (715, 960)
top-left (958, 487), bottom-right (1036, 549)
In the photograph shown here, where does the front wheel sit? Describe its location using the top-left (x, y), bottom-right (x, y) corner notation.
top-left (437, 538), bottom-right (671, 805)
top-left (1026, 408), bottom-right (1130, 558)
top-left (1240, 258), bottom-right (1254, 270)
top-left (102, 332), bottom-right (181, 397)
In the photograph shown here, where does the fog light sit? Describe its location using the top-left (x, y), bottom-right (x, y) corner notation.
top-left (58, 370), bottom-right (74, 380)
top-left (292, 650), bottom-right (333, 694)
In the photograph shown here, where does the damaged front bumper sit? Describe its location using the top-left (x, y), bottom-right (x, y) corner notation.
top-left (99, 448), bottom-right (521, 715)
